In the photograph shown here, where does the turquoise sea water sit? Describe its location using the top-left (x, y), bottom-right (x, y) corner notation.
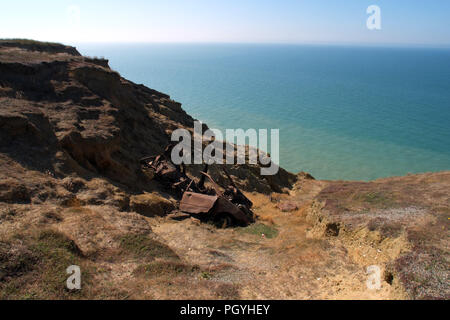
top-left (76, 44), bottom-right (450, 181)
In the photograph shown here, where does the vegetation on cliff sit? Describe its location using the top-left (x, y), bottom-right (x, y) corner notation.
top-left (0, 40), bottom-right (448, 299)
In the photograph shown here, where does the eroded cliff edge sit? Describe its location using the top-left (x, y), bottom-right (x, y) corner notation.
top-left (0, 40), bottom-right (448, 300)
top-left (0, 40), bottom-right (295, 206)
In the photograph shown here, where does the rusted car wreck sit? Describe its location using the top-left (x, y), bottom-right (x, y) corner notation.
top-left (140, 146), bottom-right (255, 228)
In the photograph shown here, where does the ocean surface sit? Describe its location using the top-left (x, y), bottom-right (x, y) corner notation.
top-left (76, 43), bottom-right (450, 181)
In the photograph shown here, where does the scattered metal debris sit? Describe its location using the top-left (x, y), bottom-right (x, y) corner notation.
top-left (140, 144), bottom-right (193, 195)
top-left (140, 145), bottom-right (255, 227)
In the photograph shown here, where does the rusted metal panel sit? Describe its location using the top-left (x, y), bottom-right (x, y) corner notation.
top-left (180, 192), bottom-right (218, 214)
top-left (141, 145), bottom-right (256, 227)
top-left (199, 171), bottom-right (223, 196)
top-left (214, 197), bottom-right (252, 225)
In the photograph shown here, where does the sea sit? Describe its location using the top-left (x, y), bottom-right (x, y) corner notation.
top-left (75, 43), bottom-right (450, 181)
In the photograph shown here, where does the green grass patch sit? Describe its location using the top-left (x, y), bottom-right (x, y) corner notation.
top-left (35, 230), bottom-right (82, 255)
top-left (354, 191), bottom-right (395, 208)
top-left (0, 229), bottom-right (87, 299)
top-left (134, 261), bottom-right (199, 277)
top-left (119, 234), bottom-right (179, 261)
top-left (200, 271), bottom-right (212, 279)
top-left (238, 223), bottom-right (278, 239)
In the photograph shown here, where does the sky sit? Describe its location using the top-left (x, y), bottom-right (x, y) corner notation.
top-left (1, 0), bottom-right (449, 46)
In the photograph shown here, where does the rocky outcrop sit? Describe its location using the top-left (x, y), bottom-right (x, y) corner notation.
top-left (0, 40), bottom-right (297, 209)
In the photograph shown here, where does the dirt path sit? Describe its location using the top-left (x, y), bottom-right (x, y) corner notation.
top-left (150, 179), bottom-right (405, 299)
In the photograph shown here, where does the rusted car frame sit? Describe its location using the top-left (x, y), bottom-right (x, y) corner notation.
top-left (141, 145), bottom-right (255, 227)
top-left (180, 172), bottom-right (254, 227)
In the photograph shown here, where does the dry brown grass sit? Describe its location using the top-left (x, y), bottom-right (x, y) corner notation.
top-left (246, 192), bottom-right (299, 225)
top-left (0, 172), bottom-right (448, 300)
top-left (309, 172), bottom-right (450, 299)
top-left (0, 228), bottom-right (87, 299)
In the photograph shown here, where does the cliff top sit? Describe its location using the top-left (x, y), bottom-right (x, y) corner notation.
top-left (0, 39), bottom-right (81, 56)
top-left (0, 40), bottom-right (448, 300)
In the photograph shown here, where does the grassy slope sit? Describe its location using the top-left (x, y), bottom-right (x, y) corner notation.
top-left (0, 40), bottom-right (448, 300)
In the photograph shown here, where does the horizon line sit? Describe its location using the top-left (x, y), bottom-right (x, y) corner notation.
top-left (70, 41), bottom-right (450, 50)
top-left (2, 37), bottom-right (450, 50)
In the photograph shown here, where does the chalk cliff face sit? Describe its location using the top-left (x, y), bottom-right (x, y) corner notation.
top-left (0, 40), bottom-right (296, 208)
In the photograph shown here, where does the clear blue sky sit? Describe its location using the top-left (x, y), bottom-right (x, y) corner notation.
top-left (1, 0), bottom-right (449, 46)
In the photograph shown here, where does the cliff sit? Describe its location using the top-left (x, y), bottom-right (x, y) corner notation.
top-left (0, 40), bottom-right (296, 209)
top-left (0, 40), bottom-right (448, 300)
